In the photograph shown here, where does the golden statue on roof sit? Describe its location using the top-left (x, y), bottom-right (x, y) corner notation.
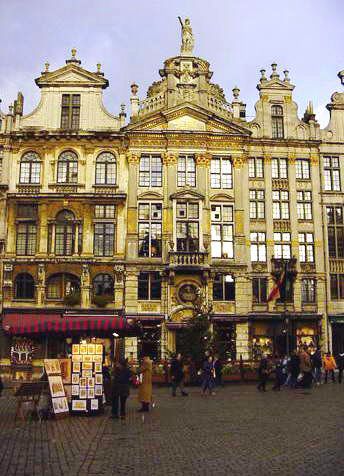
top-left (178, 17), bottom-right (194, 56)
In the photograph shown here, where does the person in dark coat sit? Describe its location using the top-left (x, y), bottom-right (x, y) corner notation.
top-left (288, 351), bottom-right (300, 388)
top-left (272, 357), bottom-right (284, 391)
top-left (111, 359), bottom-right (131, 419)
top-left (257, 355), bottom-right (270, 392)
top-left (201, 356), bottom-right (216, 395)
top-left (170, 353), bottom-right (188, 397)
top-left (103, 365), bottom-right (112, 405)
top-left (214, 355), bottom-right (223, 387)
top-left (337, 352), bottom-right (344, 384)
top-left (311, 348), bottom-right (322, 385)
top-left (0, 375), bottom-right (4, 397)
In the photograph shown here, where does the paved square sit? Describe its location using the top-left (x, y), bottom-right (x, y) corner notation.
top-left (0, 384), bottom-right (343, 476)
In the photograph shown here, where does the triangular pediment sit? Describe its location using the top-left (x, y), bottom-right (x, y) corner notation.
top-left (35, 64), bottom-right (108, 89)
top-left (170, 189), bottom-right (205, 201)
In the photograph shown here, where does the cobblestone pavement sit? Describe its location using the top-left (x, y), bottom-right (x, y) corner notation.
top-left (0, 383), bottom-right (343, 476)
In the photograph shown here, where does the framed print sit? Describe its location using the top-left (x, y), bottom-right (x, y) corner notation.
top-left (82, 370), bottom-right (92, 378)
top-left (52, 396), bottom-right (69, 414)
top-left (95, 385), bottom-right (102, 396)
top-left (72, 354), bottom-right (83, 363)
top-left (44, 359), bottom-right (61, 375)
top-left (72, 400), bottom-right (86, 411)
top-left (83, 355), bottom-right (92, 363)
top-left (79, 387), bottom-right (87, 399)
top-left (95, 344), bottom-right (103, 355)
top-left (72, 385), bottom-right (79, 396)
top-left (95, 374), bottom-right (103, 385)
top-left (79, 377), bottom-right (87, 387)
top-left (94, 355), bottom-right (102, 363)
top-left (71, 373), bottom-right (80, 385)
top-left (80, 344), bottom-right (88, 355)
top-left (87, 344), bottom-right (95, 355)
top-left (88, 388), bottom-right (95, 399)
top-left (94, 363), bottom-right (102, 373)
top-left (91, 399), bottom-right (99, 410)
top-left (82, 362), bottom-right (93, 370)
top-left (48, 375), bottom-right (65, 398)
top-left (72, 344), bottom-right (80, 355)
top-left (73, 362), bottom-right (81, 373)
top-left (59, 359), bottom-right (71, 384)
top-left (87, 377), bottom-right (95, 387)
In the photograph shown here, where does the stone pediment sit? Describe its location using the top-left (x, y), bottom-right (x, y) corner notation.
top-left (35, 64), bottom-right (109, 89)
top-left (170, 189), bottom-right (205, 201)
top-left (138, 191), bottom-right (163, 200)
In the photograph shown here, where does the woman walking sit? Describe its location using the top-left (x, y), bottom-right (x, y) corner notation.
top-left (201, 355), bottom-right (216, 395)
top-left (323, 352), bottom-right (337, 383)
top-left (137, 355), bottom-right (153, 412)
top-left (111, 359), bottom-right (131, 419)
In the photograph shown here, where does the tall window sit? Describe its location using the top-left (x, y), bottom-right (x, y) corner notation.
top-left (53, 210), bottom-right (81, 256)
top-left (61, 94), bottom-right (80, 130)
top-left (252, 277), bottom-right (267, 303)
top-left (330, 274), bottom-right (344, 300)
top-left (57, 151), bottom-right (78, 183)
top-left (47, 273), bottom-right (80, 299)
top-left (177, 155), bottom-right (196, 187)
top-left (297, 191), bottom-right (312, 220)
top-left (271, 158), bottom-right (288, 178)
top-left (14, 273), bottom-right (35, 299)
top-left (211, 157), bottom-right (232, 188)
top-left (213, 274), bottom-right (235, 301)
top-left (273, 232), bottom-right (291, 259)
top-left (299, 233), bottom-right (314, 263)
top-left (271, 105), bottom-right (284, 139)
top-left (211, 204), bottom-right (234, 259)
top-left (95, 152), bottom-right (116, 185)
top-left (301, 279), bottom-right (316, 303)
top-left (138, 272), bottom-right (161, 300)
top-left (93, 274), bottom-right (114, 297)
top-left (248, 157), bottom-right (264, 178)
top-left (250, 232), bottom-right (266, 262)
top-left (324, 156), bottom-right (341, 191)
top-left (272, 190), bottom-right (289, 219)
top-left (139, 155), bottom-right (162, 187)
top-left (249, 190), bottom-right (265, 219)
top-left (176, 202), bottom-right (199, 252)
top-left (16, 204), bottom-right (37, 256)
top-left (19, 151), bottom-right (41, 184)
top-left (296, 159), bottom-right (310, 179)
top-left (138, 202), bottom-right (162, 257)
top-left (93, 205), bottom-right (115, 256)
top-left (327, 206), bottom-right (344, 258)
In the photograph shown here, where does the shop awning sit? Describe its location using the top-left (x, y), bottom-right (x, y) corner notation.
top-left (2, 312), bottom-right (129, 335)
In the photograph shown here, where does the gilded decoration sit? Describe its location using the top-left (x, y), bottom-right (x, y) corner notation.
top-left (287, 153), bottom-right (296, 164)
top-left (162, 153), bottom-right (177, 165)
top-left (126, 152), bottom-right (140, 164)
top-left (232, 154), bottom-right (247, 168)
top-left (310, 155), bottom-right (319, 165)
top-left (195, 153), bottom-right (211, 167)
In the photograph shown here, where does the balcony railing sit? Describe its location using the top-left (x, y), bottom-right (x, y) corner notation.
top-left (169, 251), bottom-right (208, 266)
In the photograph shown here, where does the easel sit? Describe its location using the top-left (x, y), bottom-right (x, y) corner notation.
top-left (14, 382), bottom-right (47, 422)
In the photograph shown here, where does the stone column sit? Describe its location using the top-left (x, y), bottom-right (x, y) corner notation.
top-left (80, 264), bottom-right (91, 308)
top-left (114, 265), bottom-right (125, 309)
top-left (36, 263), bottom-right (46, 306)
top-left (126, 153), bottom-right (139, 260)
top-left (82, 208), bottom-right (93, 257)
top-left (196, 153), bottom-right (211, 248)
top-left (6, 203), bottom-right (16, 256)
top-left (166, 328), bottom-right (176, 354)
top-left (232, 153), bottom-right (248, 266)
top-left (162, 153), bottom-right (177, 258)
top-left (124, 269), bottom-right (138, 313)
top-left (38, 202), bottom-right (48, 256)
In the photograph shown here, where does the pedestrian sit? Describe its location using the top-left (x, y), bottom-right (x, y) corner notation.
top-left (201, 355), bottom-right (216, 395)
top-left (111, 359), bottom-right (131, 419)
top-left (288, 351), bottom-right (300, 388)
top-left (137, 355), bottom-right (153, 412)
top-left (257, 354), bottom-right (270, 392)
top-left (281, 355), bottom-right (288, 385)
top-left (103, 365), bottom-right (112, 405)
top-left (213, 355), bottom-right (223, 387)
top-left (311, 348), bottom-right (322, 385)
top-left (170, 353), bottom-right (188, 397)
top-left (272, 356), bottom-right (284, 391)
top-left (323, 352), bottom-right (337, 383)
top-left (336, 351), bottom-right (344, 384)
top-left (0, 375), bottom-right (3, 397)
top-left (299, 346), bottom-right (313, 388)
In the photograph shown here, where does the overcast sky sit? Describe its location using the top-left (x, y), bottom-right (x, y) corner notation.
top-left (0, 0), bottom-right (343, 127)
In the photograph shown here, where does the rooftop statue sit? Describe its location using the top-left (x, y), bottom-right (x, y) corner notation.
top-left (178, 17), bottom-right (194, 56)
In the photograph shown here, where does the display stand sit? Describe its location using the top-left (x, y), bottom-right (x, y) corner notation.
top-left (71, 343), bottom-right (104, 415)
top-left (44, 359), bottom-right (69, 418)
top-left (14, 381), bottom-right (47, 422)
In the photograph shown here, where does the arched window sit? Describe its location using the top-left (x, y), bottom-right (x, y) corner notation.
top-left (93, 274), bottom-right (114, 296)
top-left (46, 273), bottom-right (80, 299)
top-left (14, 273), bottom-right (35, 299)
top-left (271, 105), bottom-right (284, 139)
top-left (57, 150), bottom-right (78, 183)
top-left (19, 151), bottom-right (41, 184)
top-left (55, 210), bottom-right (77, 256)
top-left (95, 152), bottom-right (116, 185)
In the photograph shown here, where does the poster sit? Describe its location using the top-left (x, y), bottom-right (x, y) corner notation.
top-left (59, 359), bottom-right (72, 384)
top-left (48, 375), bottom-right (65, 398)
top-left (44, 359), bottom-right (61, 375)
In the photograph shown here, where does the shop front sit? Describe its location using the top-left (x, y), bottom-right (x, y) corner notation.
top-left (124, 314), bottom-right (165, 363)
top-left (330, 315), bottom-right (344, 355)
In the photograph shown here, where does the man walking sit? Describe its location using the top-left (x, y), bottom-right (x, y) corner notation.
top-left (170, 353), bottom-right (188, 397)
top-left (257, 354), bottom-right (270, 392)
top-left (311, 348), bottom-right (322, 385)
top-left (337, 351), bottom-right (344, 383)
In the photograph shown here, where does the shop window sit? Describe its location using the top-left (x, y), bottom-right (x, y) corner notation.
top-left (249, 190), bottom-right (265, 219)
top-left (330, 274), bottom-right (344, 300)
top-left (299, 233), bottom-right (314, 263)
top-left (210, 157), bottom-right (232, 189)
top-left (138, 272), bottom-right (161, 300)
top-left (95, 152), bottom-right (116, 185)
top-left (93, 274), bottom-right (114, 296)
top-left (327, 206), bottom-right (344, 258)
top-left (297, 191), bottom-right (312, 220)
top-left (272, 190), bottom-right (289, 219)
top-left (250, 232), bottom-right (266, 262)
top-left (252, 335), bottom-right (273, 361)
top-left (324, 156), bottom-right (341, 191)
top-left (19, 151), bottom-right (41, 184)
top-left (57, 150), bottom-right (78, 183)
top-left (46, 273), bottom-right (80, 300)
top-left (138, 202), bottom-right (162, 257)
top-left (271, 158), bottom-right (287, 178)
top-left (176, 202), bottom-right (199, 252)
top-left (138, 327), bottom-right (161, 361)
top-left (211, 204), bottom-right (234, 258)
top-left (271, 106), bottom-right (284, 139)
top-left (248, 157), bottom-right (264, 178)
top-left (139, 154), bottom-right (162, 187)
top-left (301, 278), bottom-right (316, 303)
top-left (213, 274), bottom-right (235, 301)
top-left (212, 323), bottom-right (236, 360)
top-left (252, 277), bottom-right (267, 303)
top-left (177, 155), bottom-right (196, 187)
top-left (14, 273), bottom-right (35, 300)
top-left (296, 159), bottom-right (310, 179)
top-left (61, 94), bottom-right (80, 130)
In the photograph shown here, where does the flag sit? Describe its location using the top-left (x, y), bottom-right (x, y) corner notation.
top-left (268, 270), bottom-right (287, 302)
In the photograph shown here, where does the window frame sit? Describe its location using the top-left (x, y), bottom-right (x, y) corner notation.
top-left (295, 159), bottom-right (311, 180)
top-left (16, 222), bottom-right (37, 256)
top-left (60, 94), bottom-right (81, 130)
top-left (14, 273), bottom-right (35, 300)
top-left (271, 158), bottom-right (288, 179)
top-left (46, 273), bottom-right (80, 300)
top-left (210, 157), bottom-right (233, 189)
top-left (213, 274), bottom-right (235, 301)
top-left (324, 156), bottom-right (341, 191)
top-left (327, 206), bottom-right (344, 258)
top-left (330, 274), bottom-right (344, 300)
top-left (176, 201), bottom-right (200, 252)
top-left (95, 152), bottom-right (117, 185)
top-left (137, 272), bottom-right (162, 300)
top-left (272, 190), bottom-right (290, 220)
top-left (273, 232), bottom-right (291, 259)
top-left (93, 274), bottom-right (114, 297)
top-left (19, 152), bottom-right (41, 184)
top-left (301, 278), bottom-right (316, 303)
top-left (250, 232), bottom-right (266, 262)
top-left (298, 233), bottom-right (314, 263)
top-left (297, 191), bottom-right (312, 220)
top-left (249, 190), bottom-right (265, 220)
top-left (138, 202), bottom-right (162, 257)
top-left (252, 277), bottom-right (267, 303)
top-left (139, 154), bottom-right (162, 187)
top-left (271, 105), bottom-right (284, 139)
top-left (57, 151), bottom-right (78, 184)
top-left (248, 157), bottom-right (264, 178)
top-left (177, 155), bottom-right (196, 187)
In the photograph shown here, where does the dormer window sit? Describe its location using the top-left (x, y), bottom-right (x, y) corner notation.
top-left (271, 105), bottom-right (284, 139)
top-left (61, 94), bottom-right (80, 130)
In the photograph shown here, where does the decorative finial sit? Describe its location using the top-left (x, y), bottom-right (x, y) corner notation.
top-left (283, 69), bottom-right (290, 82)
top-left (44, 62), bottom-right (50, 73)
top-left (338, 70), bottom-right (344, 86)
top-left (66, 48), bottom-right (81, 65)
top-left (131, 83), bottom-right (139, 96)
top-left (178, 17), bottom-right (194, 56)
top-left (8, 104), bottom-right (13, 114)
top-left (71, 48), bottom-right (77, 58)
top-left (270, 62), bottom-right (279, 79)
top-left (260, 69), bottom-right (267, 81)
top-left (232, 86), bottom-right (240, 100)
top-left (120, 103), bottom-right (126, 113)
top-left (97, 63), bottom-right (101, 73)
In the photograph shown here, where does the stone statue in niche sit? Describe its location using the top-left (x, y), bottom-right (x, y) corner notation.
top-left (178, 17), bottom-right (194, 56)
